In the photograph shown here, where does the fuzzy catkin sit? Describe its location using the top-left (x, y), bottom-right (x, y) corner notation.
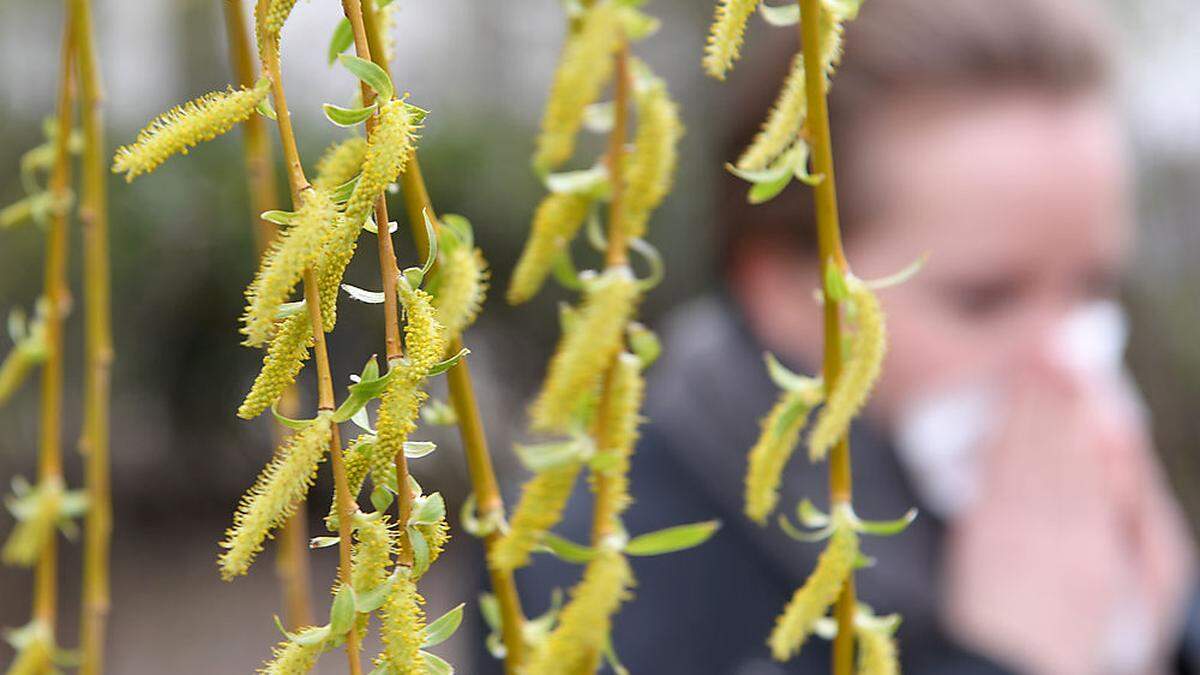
top-left (254, 0), bottom-right (299, 57)
top-left (352, 517), bottom-right (394, 594)
top-left (416, 516), bottom-right (450, 568)
top-left (768, 521), bottom-right (858, 661)
top-left (313, 137), bottom-right (367, 193)
top-left (238, 312), bottom-right (312, 419)
top-left (399, 283), bottom-right (448, 375)
top-left (242, 189), bottom-right (337, 346)
top-left (703, 0), bottom-right (757, 80)
top-left (533, 1), bottom-right (622, 172)
top-left (326, 434), bottom-right (377, 529)
top-left (374, 364), bottom-right (427, 486)
top-left (112, 80), bottom-right (270, 181)
top-left (808, 278), bottom-right (885, 461)
top-left (489, 461), bottom-right (583, 572)
top-left (857, 624), bottom-right (900, 675)
top-left (526, 551), bottom-right (633, 675)
top-left (431, 246), bottom-right (488, 338)
top-left (529, 268), bottom-right (640, 433)
top-left (745, 389), bottom-right (817, 524)
top-left (376, 574), bottom-right (426, 674)
top-left (258, 636), bottom-right (323, 675)
top-left (590, 353), bottom-right (645, 533)
top-left (1, 479), bottom-right (63, 567)
top-left (507, 192), bottom-right (592, 305)
top-left (620, 76), bottom-right (683, 242)
top-left (219, 412), bottom-right (332, 580)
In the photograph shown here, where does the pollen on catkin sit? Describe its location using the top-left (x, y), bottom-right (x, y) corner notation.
top-left (431, 245), bottom-right (489, 338)
top-left (808, 277), bottom-right (885, 461)
top-left (533, 1), bottom-right (622, 172)
top-left (590, 353), bottom-right (645, 532)
top-left (529, 267), bottom-right (640, 433)
top-left (313, 136), bottom-right (367, 193)
top-left (242, 188), bottom-right (337, 347)
top-left (857, 623), bottom-right (900, 675)
top-left (702, 0), bottom-right (757, 80)
top-left (767, 518), bottom-right (859, 661)
top-left (525, 551), bottom-right (634, 675)
top-left (219, 412), bottom-right (332, 580)
top-left (326, 434), bottom-right (377, 529)
top-left (489, 460), bottom-right (582, 573)
top-left (351, 516), bottom-right (394, 594)
top-left (375, 574), bottom-right (426, 674)
top-left (620, 75), bottom-right (683, 242)
top-left (374, 365), bottom-right (427, 484)
top-left (508, 192), bottom-right (592, 305)
top-left (257, 636), bottom-right (323, 675)
top-left (745, 388), bottom-right (820, 524)
top-left (416, 516), bottom-right (450, 568)
top-left (238, 312), bottom-right (312, 419)
top-left (254, 0), bottom-right (300, 56)
top-left (1, 478), bottom-right (63, 567)
top-left (112, 80), bottom-right (270, 181)
top-left (399, 282), bottom-right (448, 375)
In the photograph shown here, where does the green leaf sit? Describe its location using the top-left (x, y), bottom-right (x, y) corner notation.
top-left (420, 398), bottom-right (457, 426)
top-left (355, 571), bottom-right (396, 613)
top-left (545, 164), bottom-right (609, 197)
top-left (421, 651), bottom-right (454, 675)
top-left (539, 532), bottom-right (596, 564)
top-left (629, 237), bottom-right (665, 292)
top-left (427, 348), bottom-right (469, 377)
top-left (329, 586), bottom-right (357, 636)
top-left (864, 254), bottom-right (927, 291)
top-left (271, 404), bottom-right (317, 430)
top-left (583, 101), bottom-right (615, 134)
top-left (331, 175), bottom-right (359, 203)
top-left (420, 210), bottom-right (440, 277)
top-left (370, 485), bottom-right (394, 513)
top-left (459, 493), bottom-right (500, 538)
top-left (338, 54), bottom-right (394, 102)
top-left (778, 515), bottom-right (834, 542)
top-left (624, 520), bottom-right (721, 556)
top-left (626, 323), bottom-right (661, 369)
top-left (796, 499), bottom-right (830, 528)
top-left (478, 592), bottom-right (501, 631)
top-left (404, 441), bottom-right (437, 459)
top-left (824, 260), bottom-right (850, 302)
top-left (853, 508), bottom-right (918, 536)
top-left (748, 170), bottom-right (792, 204)
top-left (764, 353), bottom-right (821, 395)
top-left (551, 251), bottom-right (584, 291)
top-left (256, 95), bottom-right (277, 121)
top-left (333, 357), bottom-right (395, 423)
top-left (309, 536), bottom-right (340, 549)
top-left (291, 623), bottom-right (332, 647)
top-left (422, 603), bottom-right (465, 648)
top-left (342, 283), bottom-right (386, 304)
top-left (409, 492), bottom-right (446, 526)
top-left (328, 18), bottom-right (354, 64)
top-left (759, 1), bottom-right (799, 26)
top-left (323, 102), bottom-right (378, 127)
top-left (439, 214), bottom-right (474, 250)
top-left (260, 209), bottom-right (296, 226)
top-left (512, 439), bottom-right (587, 473)
top-left (408, 525), bottom-right (431, 578)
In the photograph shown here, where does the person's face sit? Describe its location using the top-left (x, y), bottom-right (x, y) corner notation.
top-left (845, 88), bottom-right (1131, 424)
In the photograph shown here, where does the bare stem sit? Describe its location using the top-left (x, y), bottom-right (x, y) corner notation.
top-left (798, 1), bottom-right (855, 672)
top-left (221, 0), bottom-right (314, 629)
top-left (358, 5), bottom-right (529, 667)
top-left (259, 35), bottom-right (361, 675)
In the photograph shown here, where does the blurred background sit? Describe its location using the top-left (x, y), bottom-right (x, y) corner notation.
top-left (0, 0), bottom-right (1197, 672)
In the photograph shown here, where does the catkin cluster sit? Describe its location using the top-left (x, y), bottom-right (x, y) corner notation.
top-left (489, 461), bottom-right (583, 573)
top-left (508, 192), bottom-right (593, 304)
top-left (376, 574), bottom-right (427, 674)
top-left (589, 353), bottom-right (645, 533)
top-left (431, 244), bottom-right (488, 338)
top-left (620, 73), bottom-right (684, 242)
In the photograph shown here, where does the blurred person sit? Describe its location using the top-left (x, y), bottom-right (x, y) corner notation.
top-left (512, 0), bottom-right (1200, 673)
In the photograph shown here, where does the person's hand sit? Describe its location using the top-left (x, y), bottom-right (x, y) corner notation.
top-left (941, 359), bottom-right (1195, 675)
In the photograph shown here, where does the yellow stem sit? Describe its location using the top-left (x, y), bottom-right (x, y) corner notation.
top-left (798, 1), bottom-right (855, 672)
top-left (221, 0), bottom-right (314, 629)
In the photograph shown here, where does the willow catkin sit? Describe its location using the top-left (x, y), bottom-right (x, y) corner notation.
top-left (312, 137), bottom-right (367, 193)
top-left (529, 267), bottom-right (640, 433)
top-left (325, 434), bottom-right (377, 529)
top-left (254, 0), bottom-right (299, 57)
top-left (242, 188), bottom-right (337, 346)
top-left (857, 623), bottom-right (900, 675)
top-left (0, 339), bottom-right (43, 407)
top-left (111, 80), bottom-right (270, 181)
top-left (533, 1), bottom-right (622, 172)
top-left (590, 353), bottom-right (645, 533)
top-left (431, 245), bottom-right (488, 338)
top-left (1, 478), bottom-right (63, 567)
top-left (744, 389), bottom-right (818, 524)
top-left (488, 461), bottom-right (583, 573)
top-left (619, 76), bottom-right (683, 242)
top-left (808, 278), bottom-right (885, 461)
top-left (218, 412), bottom-right (332, 580)
top-left (376, 574), bottom-right (426, 674)
top-left (702, 0), bottom-right (757, 80)
top-left (416, 516), bottom-right (450, 568)
top-left (238, 312), bottom-right (312, 420)
top-left (351, 517), bottom-right (394, 594)
top-left (507, 192), bottom-right (592, 305)
top-left (399, 282), bottom-right (448, 374)
top-left (258, 637), bottom-right (323, 675)
top-left (525, 551), bottom-right (634, 675)
top-left (767, 520), bottom-right (859, 661)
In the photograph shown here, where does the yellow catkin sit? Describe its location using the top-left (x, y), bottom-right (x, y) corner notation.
top-left (0, 342), bottom-right (41, 407)
top-left (112, 80), bottom-right (270, 181)
top-left (507, 192), bottom-right (592, 305)
top-left (530, 268), bottom-right (640, 433)
top-left (702, 0), bottom-right (757, 80)
top-left (376, 574), bottom-right (426, 675)
top-left (258, 636), bottom-right (323, 675)
top-left (857, 624), bottom-right (900, 675)
top-left (416, 516), bottom-right (450, 568)
top-left (768, 520), bottom-right (859, 661)
top-left (325, 434), bottom-right (377, 529)
top-left (374, 366), bottom-right (426, 485)
top-left (431, 246), bottom-right (489, 338)
top-left (737, 2), bottom-right (851, 170)
top-left (238, 312), bottom-right (312, 420)
top-left (590, 353), bottom-right (645, 532)
top-left (313, 137), bottom-right (367, 194)
top-left (526, 551), bottom-right (633, 675)
top-left (242, 189), bottom-right (337, 346)
top-left (808, 278), bottom-right (885, 461)
top-left (620, 75), bottom-right (683, 242)
top-left (399, 282), bottom-right (448, 374)
top-left (219, 412), bottom-right (332, 580)
top-left (5, 630), bottom-right (53, 675)
top-left (533, 1), bottom-right (622, 172)
top-left (254, 0), bottom-right (300, 57)
top-left (489, 461), bottom-right (583, 573)
top-left (745, 389), bottom-right (817, 524)
top-left (352, 517), bottom-right (394, 594)
top-left (2, 478), bottom-right (63, 567)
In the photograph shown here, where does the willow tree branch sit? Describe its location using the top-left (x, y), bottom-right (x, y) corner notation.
top-left (221, 0), bottom-right (313, 630)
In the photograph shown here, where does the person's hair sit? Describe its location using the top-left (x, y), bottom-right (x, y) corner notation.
top-left (718, 0), bottom-right (1114, 267)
